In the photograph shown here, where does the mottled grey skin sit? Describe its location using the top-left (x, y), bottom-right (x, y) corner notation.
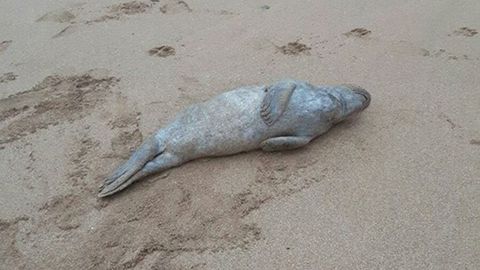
top-left (99, 79), bottom-right (371, 197)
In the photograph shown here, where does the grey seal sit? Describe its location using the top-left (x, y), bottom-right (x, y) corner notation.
top-left (98, 79), bottom-right (371, 197)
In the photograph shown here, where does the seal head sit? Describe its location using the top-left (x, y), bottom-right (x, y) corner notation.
top-left (326, 84), bottom-right (371, 123)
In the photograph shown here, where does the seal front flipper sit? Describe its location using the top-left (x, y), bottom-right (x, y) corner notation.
top-left (260, 136), bottom-right (311, 152)
top-left (261, 81), bottom-right (297, 126)
top-left (98, 136), bottom-right (168, 197)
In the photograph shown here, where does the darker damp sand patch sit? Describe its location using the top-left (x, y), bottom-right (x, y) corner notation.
top-left (0, 72), bottom-right (119, 145)
top-left (15, 139), bottom-right (332, 269)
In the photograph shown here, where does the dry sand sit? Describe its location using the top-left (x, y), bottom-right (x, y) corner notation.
top-left (1, 0), bottom-right (479, 269)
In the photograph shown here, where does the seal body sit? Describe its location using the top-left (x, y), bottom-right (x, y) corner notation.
top-left (99, 79), bottom-right (371, 197)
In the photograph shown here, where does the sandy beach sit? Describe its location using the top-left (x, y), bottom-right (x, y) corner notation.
top-left (1, 0), bottom-right (479, 269)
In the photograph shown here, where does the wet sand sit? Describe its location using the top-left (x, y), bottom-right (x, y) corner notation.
top-left (0, 0), bottom-right (479, 269)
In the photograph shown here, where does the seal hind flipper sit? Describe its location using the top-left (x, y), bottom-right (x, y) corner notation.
top-left (260, 136), bottom-right (311, 151)
top-left (98, 136), bottom-right (166, 197)
top-left (261, 81), bottom-right (297, 126)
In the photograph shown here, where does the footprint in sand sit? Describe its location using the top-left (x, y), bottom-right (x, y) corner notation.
top-left (420, 48), bottom-right (471, 61)
top-left (107, 100), bottom-right (143, 159)
top-left (0, 72), bottom-right (17, 84)
top-left (470, 139), bottom-right (480, 146)
top-left (36, 9), bottom-right (76, 23)
top-left (0, 216), bottom-right (30, 268)
top-left (0, 40), bottom-right (12, 55)
top-left (344, 27), bottom-right (372, 38)
top-left (148, 45), bottom-right (176, 57)
top-left (276, 41), bottom-right (311, 55)
top-left (38, 194), bottom-right (86, 231)
top-left (68, 135), bottom-right (101, 187)
top-left (110, 1), bottom-right (152, 15)
top-left (90, 1), bottom-right (153, 23)
top-left (450, 27), bottom-right (478, 37)
top-left (159, 0), bottom-right (192, 14)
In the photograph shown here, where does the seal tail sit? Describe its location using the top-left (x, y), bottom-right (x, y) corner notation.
top-left (98, 136), bottom-right (165, 197)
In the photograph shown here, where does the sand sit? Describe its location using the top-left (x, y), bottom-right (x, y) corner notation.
top-left (0, 0), bottom-right (479, 269)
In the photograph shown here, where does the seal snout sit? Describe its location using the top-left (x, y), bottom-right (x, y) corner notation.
top-left (341, 84), bottom-right (371, 110)
top-left (352, 87), bottom-right (371, 109)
